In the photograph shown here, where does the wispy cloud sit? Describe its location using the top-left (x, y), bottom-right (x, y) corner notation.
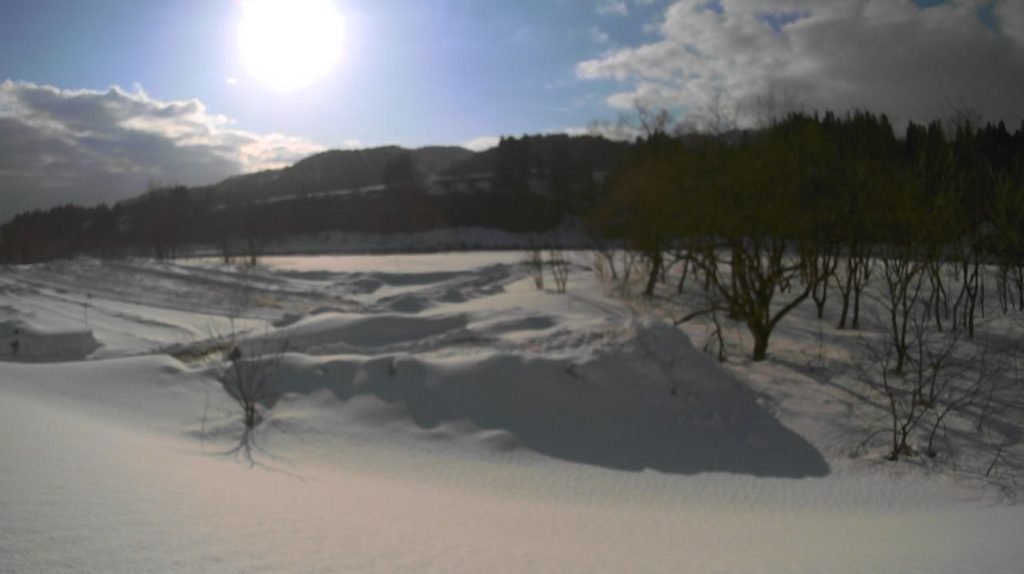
top-left (597, 1), bottom-right (629, 17)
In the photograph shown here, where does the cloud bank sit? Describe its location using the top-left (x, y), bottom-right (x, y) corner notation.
top-left (578, 0), bottom-right (1024, 128)
top-left (0, 81), bottom-right (325, 221)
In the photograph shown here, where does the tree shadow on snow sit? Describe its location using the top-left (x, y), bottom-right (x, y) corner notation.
top-left (186, 411), bottom-right (302, 477)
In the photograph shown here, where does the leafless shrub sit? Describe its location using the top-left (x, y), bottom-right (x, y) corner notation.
top-left (877, 247), bottom-right (926, 374)
top-left (591, 245), bottom-right (618, 282)
top-left (548, 250), bottom-right (570, 294)
top-left (836, 245), bottom-right (874, 330)
top-left (525, 248), bottom-right (545, 290)
top-left (671, 268), bottom-right (728, 363)
top-left (592, 252), bottom-right (610, 283)
top-left (863, 305), bottom-right (990, 461)
top-left (208, 266), bottom-right (286, 430)
top-left (702, 305), bottom-right (727, 363)
top-left (217, 334), bottom-right (288, 429)
top-left (616, 249), bottom-right (641, 297)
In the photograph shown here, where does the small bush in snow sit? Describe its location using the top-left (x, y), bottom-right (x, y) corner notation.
top-left (548, 250), bottom-right (570, 293)
top-left (218, 336), bottom-right (287, 429)
top-left (525, 248), bottom-right (544, 290)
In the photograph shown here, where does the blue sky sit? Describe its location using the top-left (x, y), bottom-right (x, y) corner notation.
top-left (0, 0), bottom-right (1016, 148)
top-left (0, 0), bottom-right (1021, 218)
top-left (0, 0), bottom-right (670, 149)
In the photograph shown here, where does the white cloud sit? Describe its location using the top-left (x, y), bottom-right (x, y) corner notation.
top-left (597, 1), bottom-right (629, 17)
top-left (996, 0), bottom-right (1024, 44)
top-left (0, 81), bottom-right (327, 220)
top-left (464, 136), bottom-right (501, 152)
top-left (577, 0), bottom-right (1024, 128)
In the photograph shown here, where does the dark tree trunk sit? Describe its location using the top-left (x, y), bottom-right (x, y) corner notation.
top-left (643, 249), bottom-right (663, 297)
top-left (752, 327), bottom-right (770, 362)
top-left (837, 271), bottom-right (853, 330)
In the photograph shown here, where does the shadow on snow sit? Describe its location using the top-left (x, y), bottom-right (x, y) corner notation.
top-left (268, 349), bottom-right (831, 479)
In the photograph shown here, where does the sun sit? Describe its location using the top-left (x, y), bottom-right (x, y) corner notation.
top-left (238, 0), bottom-right (345, 92)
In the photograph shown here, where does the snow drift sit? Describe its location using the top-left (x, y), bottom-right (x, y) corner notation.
top-left (1, 254), bottom-right (1022, 574)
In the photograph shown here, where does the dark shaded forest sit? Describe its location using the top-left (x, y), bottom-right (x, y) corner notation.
top-left (593, 110), bottom-right (1024, 362)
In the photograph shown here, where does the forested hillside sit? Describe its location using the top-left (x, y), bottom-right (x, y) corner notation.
top-left (0, 135), bottom-right (627, 262)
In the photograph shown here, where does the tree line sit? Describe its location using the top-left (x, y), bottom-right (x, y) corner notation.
top-left (0, 186), bottom-right (560, 264)
top-left (587, 108), bottom-right (1024, 466)
top-left (591, 110), bottom-right (1024, 362)
top-left (0, 135), bottom-right (624, 264)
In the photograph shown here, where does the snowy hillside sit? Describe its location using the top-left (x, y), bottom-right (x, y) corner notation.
top-left (1, 253), bottom-right (1022, 573)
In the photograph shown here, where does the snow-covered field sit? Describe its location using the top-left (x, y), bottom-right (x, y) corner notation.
top-left (1, 253), bottom-right (1022, 573)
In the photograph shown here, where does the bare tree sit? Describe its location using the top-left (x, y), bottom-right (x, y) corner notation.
top-left (836, 243), bottom-right (874, 330)
top-left (548, 250), bottom-right (570, 294)
top-left (627, 101), bottom-right (677, 138)
top-left (865, 306), bottom-right (989, 461)
top-left (948, 241), bottom-right (982, 337)
top-left (742, 86), bottom-right (805, 129)
top-left (695, 236), bottom-right (811, 361)
top-left (802, 240), bottom-right (839, 320)
top-left (673, 285), bottom-right (729, 363)
top-left (525, 247), bottom-right (545, 290)
top-left (205, 264), bottom-right (286, 431)
top-left (615, 249), bottom-right (641, 297)
top-left (878, 247), bottom-right (926, 374)
top-left (244, 234), bottom-right (269, 268)
top-left (866, 327), bottom-right (927, 461)
top-left (586, 223), bottom-right (620, 282)
top-left (942, 98), bottom-right (983, 140)
top-left (990, 176), bottom-right (1024, 312)
top-left (678, 92), bottom-right (740, 136)
top-left (219, 231), bottom-right (239, 265)
top-left (218, 335), bottom-right (287, 429)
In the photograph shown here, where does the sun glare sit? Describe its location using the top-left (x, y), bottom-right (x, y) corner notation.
top-left (238, 0), bottom-right (345, 92)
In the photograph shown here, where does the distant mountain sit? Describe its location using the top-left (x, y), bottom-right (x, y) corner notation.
top-left (135, 135), bottom-right (631, 207)
top-left (141, 145), bottom-right (475, 204)
top-left (441, 135), bottom-right (623, 176)
top-left (1, 134), bottom-right (632, 263)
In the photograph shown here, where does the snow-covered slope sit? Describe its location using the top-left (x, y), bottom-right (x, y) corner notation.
top-left (1, 254), bottom-right (1022, 573)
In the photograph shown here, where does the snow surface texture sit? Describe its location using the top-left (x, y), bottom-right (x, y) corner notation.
top-left (1, 253), bottom-right (1022, 573)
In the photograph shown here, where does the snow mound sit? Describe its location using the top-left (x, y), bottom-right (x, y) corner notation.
top-left (0, 312), bottom-right (101, 363)
top-left (264, 312), bottom-right (472, 354)
top-left (264, 321), bottom-right (829, 477)
top-left (3, 254), bottom-right (1023, 573)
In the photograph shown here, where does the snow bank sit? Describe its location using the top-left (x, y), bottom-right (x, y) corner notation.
top-left (0, 310), bottom-right (101, 362)
top-left (283, 334), bottom-right (826, 476)
top-left (1, 254), bottom-right (1022, 573)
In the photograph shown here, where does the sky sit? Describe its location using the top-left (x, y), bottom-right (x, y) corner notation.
top-left (1, 0), bottom-right (1023, 219)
